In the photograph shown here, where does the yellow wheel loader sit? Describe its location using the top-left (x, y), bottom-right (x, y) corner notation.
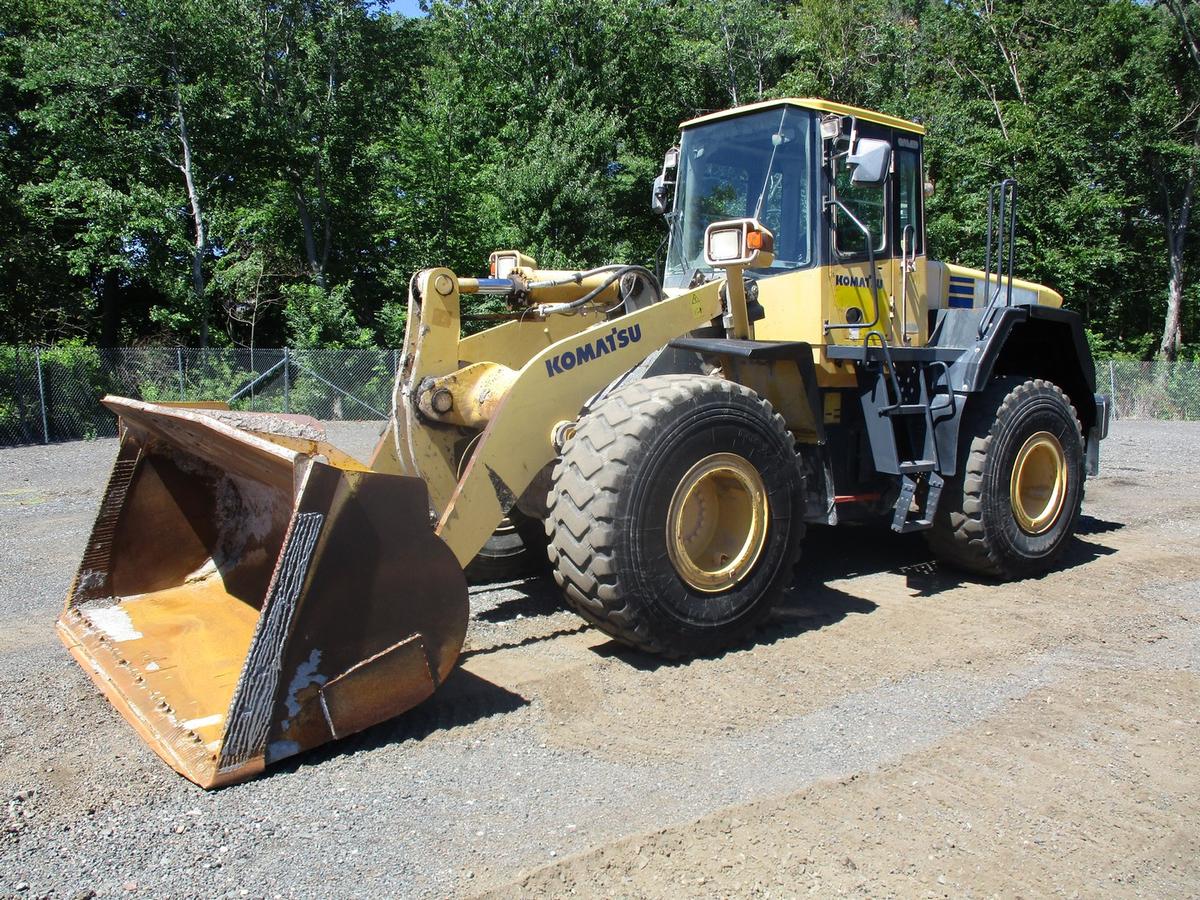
top-left (58, 98), bottom-right (1111, 787)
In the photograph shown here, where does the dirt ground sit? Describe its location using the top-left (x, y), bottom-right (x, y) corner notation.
top-left (0, 420), bottom-right (1197, 898)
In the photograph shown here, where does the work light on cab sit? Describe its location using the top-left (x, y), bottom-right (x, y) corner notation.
top-left (703, 218), bottom-right (775, 268)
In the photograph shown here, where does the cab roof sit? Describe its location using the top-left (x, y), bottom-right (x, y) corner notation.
top-left (681, 98), bottom-right (925, 136)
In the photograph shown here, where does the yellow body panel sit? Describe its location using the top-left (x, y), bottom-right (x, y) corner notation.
top-left (458, 315), bottom-right (597, 368)
top-left (751, 260), bottom-right (928, 388)
top-left (753, 267), bottom-right (825, 345)
top-left (938, 262), bottom-right (1063, 309)
top-left (753, 267), bottom-right (853, 388)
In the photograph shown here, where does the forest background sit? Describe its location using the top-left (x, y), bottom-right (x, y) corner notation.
top-left (0, 0), bottom-right (1197, 361)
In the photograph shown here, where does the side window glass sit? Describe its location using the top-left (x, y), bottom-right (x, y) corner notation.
top-left (834, 164), bottom-right (885, 256)
top-left (897, 148), bottom-right (923, 254)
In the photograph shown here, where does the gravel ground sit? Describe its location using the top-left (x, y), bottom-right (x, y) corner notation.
top-left (0, 419), bottom-right (1198, 898)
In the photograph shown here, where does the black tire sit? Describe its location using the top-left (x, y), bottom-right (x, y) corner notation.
top-left (545, 374), bottom-right (805, 657)
top-left (464, 511), bottom-right (549, 584)
top-left (926, 377), bottom-right (1084, 579)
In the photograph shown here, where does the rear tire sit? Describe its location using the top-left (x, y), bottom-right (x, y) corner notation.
top-left (464, 511), bottom-right (549, 584)
top-left (546, 374), bottom-right (804, 657)
top-left (926, 377), bottom-right (1084, 579)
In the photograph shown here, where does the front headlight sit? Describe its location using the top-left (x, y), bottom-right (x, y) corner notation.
top-left (706, 226), bottom-right (745, 264)
top-left (493, 253), bottom-right (518, 279)
top-left (488, 250), bottom-right (537, 278)
top-left (703, 218), bottom-right (775, 268)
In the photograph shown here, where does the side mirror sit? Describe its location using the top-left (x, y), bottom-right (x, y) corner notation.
top-left (651, 147), bottom-right (679, 215)
top-left (848, 138), bottom-right (891, 186)
top-left (651, 173), bottom-right (669, 215)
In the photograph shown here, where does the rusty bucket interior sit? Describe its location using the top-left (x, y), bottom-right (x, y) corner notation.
top-left (58, 398), bottom-right (468, 788)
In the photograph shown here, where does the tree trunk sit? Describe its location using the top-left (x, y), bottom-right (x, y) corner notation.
top-left (1161, 240), bottom-right (1185, 361)
top-left (1162, 0), bottom-right (1200, 73)
top-left (720, 22), bottom-right (740, 107)
top-left (295, 184), bottom-right (328, 289)
top-left (1158, 123), bottom-right (1197, 362)
top-left (1158, 1), bottom-right (1200, 362)
top-left (175, 86), bottom-right (209, 347)
top-left (98, 268), bottom-right (120, 347)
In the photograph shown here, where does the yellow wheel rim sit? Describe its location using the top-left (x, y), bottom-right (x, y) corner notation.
top-left (666, 452), bottom-right (769, 593)
top-left (1009, 431), bottom-right (1067, 535)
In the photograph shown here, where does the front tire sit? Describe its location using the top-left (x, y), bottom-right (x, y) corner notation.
top-left (545, 375), bottom-right (804, 657)
top-left (927, 377), bottom-right (1084, 579)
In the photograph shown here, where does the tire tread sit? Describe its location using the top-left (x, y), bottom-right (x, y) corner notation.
top-left (926, 377), bottom-right (1082, 578)
top-left (545, 375), bottom-right (801, 656)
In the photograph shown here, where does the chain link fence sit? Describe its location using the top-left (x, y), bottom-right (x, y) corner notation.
top-left (0, 346), bottom-right (400, 446)
top-left (2, 346), bottom-right (1198, 447)
top-left (1101, 358), bottom-right (1200, 421)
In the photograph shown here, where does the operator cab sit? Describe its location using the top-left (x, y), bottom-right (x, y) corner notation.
top-left (659, 98), bottom-right (926, 289)
top-left (656, 98), bottom-right (928, 348)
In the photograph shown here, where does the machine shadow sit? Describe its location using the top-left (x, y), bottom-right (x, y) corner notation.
top-left (270, 668), bottom-right (532, 779)
top-left (1075, 514), bottom-right (1124, 536)
top-left (591, 517), bottom-right (1120, 670)
top-left (272, 581), bottom-right (567, 777)
top-left (472, 578), bottom-right (562, 622)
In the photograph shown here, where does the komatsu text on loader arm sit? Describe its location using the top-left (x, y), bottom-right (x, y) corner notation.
top-left (59, 99), bottom-right (1110, 787)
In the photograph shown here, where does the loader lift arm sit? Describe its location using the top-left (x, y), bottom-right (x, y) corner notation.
top-left (392, 267), bottom-right (725, 567)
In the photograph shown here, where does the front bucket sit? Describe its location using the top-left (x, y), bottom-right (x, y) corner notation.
top-left (57, 398), bottom-right (468, 788)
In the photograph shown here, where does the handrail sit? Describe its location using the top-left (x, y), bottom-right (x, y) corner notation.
top-left (900, 223), bottom-right (916, 344)
top-left (864, 329), bottom-right (905, 411)
top-left (979, 179), bottom-right (1017, 337)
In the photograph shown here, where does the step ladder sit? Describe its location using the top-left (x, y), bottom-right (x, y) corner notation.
top-left (864, 333), bottom-right (947, 533)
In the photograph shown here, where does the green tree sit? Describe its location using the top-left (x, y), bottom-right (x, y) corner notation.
top-left (16, 0), bottom-right (253, 345)
top-left (1147, 0), bottom-right (1200, 360)
top-left (0, 0), bottom-right (1195, 358)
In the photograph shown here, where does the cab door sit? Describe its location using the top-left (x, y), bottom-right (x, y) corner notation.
top-left (826, 121), bottom-right (897, 347)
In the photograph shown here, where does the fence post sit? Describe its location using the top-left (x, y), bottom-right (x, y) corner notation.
top-left (35, 347), bottom-right (49, 444)
top-left (283, 347), bottom-right (290, 414)
top-left (177, 347), bottom-right (185, 401)
top-left (1108, 359), bottom-right (1117, 420)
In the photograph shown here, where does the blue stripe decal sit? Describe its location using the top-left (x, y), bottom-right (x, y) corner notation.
top-left (949, 275), bottom-right (974, 283)
top-left (948, 295), bottom-right (973, 309)
top-left (948, 288), bottom-right (974, 297)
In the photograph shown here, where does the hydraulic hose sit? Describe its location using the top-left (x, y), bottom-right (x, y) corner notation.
top-left (526, 264), bottom-right (632, 291)
top-left (533, 265), bottom-right (663, 316)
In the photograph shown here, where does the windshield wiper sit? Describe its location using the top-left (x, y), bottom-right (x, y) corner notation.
top-left (751, 106), bottom-right (791, 222)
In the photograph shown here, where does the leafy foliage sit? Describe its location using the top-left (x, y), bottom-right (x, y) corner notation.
top-left (0, 0), bottom-right (1196, 356)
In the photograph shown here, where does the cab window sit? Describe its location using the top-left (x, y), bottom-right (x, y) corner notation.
top-left (833, 164), bottom-right (886, 256)
top-left (896, 147), bottom-right (923, 254)
top-left (664, 106), bottom-right (815, 285)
